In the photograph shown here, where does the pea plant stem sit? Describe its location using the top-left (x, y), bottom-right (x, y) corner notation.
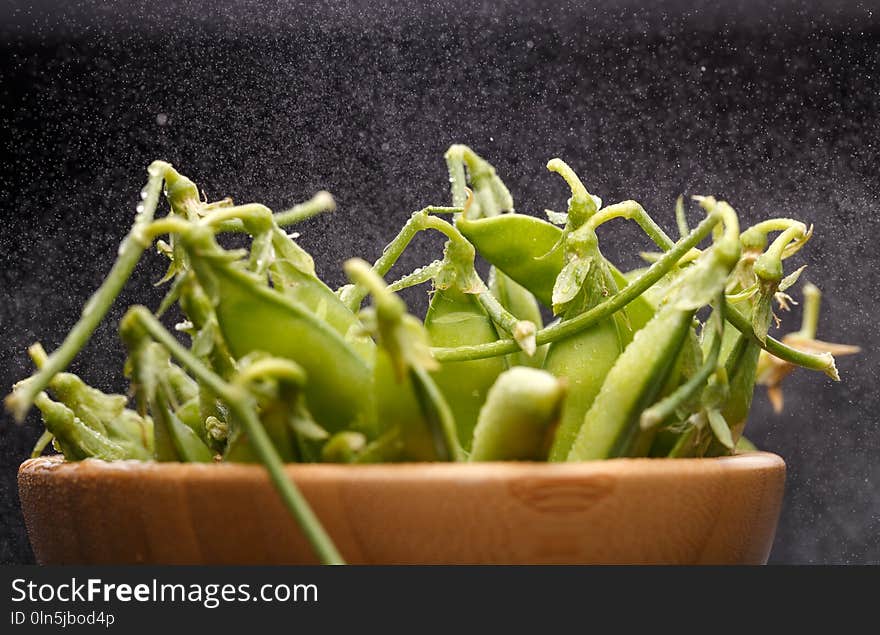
top-left (127, 307), bottom-right (345, 565)
top-left (588, 200), bottom-right (675, 253)
top-left (216, 192), bottom-right (336, 233)
top-left (6, 161), bottom-right (169, 422)
top-left (339, 206), bottom-right (463, 311)
top-left (724, 300), bottom-right (838, 379)
top-left (387, 260), bottom-right (443, 293)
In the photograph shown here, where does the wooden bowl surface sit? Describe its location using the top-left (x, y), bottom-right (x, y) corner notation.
top-left (19, 452), bottom-right (785, 564)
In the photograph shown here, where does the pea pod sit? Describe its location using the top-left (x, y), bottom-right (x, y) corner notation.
top-left (179, 225), bottom-right (374, 433)
top-left (489, 269), bottom-right (547, 368)
top-left (425, 284), bottom-right (507, 449)
top-left (568, 201), bottom-right (741, 460)
top-left (457, 212), bottom-right (563, 306)
top-left (268, 226), bottom-right (375, 360)
top-left (544, 223), bottom-right (627, 461)
top-left (33, 392), bottom-right (129, 461)
top-left (346, 258), bottom-right (464, 461)
top-left (469, 367), bottom-right (565, 461)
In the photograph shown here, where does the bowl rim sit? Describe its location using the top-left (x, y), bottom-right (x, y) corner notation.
top-left (19, 451), bottom-right (785, 483)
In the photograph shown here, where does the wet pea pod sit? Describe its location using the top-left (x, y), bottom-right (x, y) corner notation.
top-left (345, 258), bottom-right (464, 462)
top-left (177, 223), bottom-right (375, 434)
top-left (33, 393), bottom-right (130, 462)
top-left (26, 344), bottom-right (153, 461)
top-left (469, 367), bottom-right (565, 461)
top-left (492, 160), bottom-right (630, 462)
top-left (567, 200), bottom-right (742, 461)
top-left (544, 222), bottom-right (628, 461)
top-left (423, 232), bottom-right (508, 450)
top-left (268, 225), bottom-right (375, 359)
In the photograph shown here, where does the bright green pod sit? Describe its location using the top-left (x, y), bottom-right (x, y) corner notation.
top-left (180, 226), bottom-right (374, 434)
top-left (425, 285), bottom-right (507, 450)
top-left (489, 268), bottom-right (547, 368)
top-left (470, 367), bottom-right (565, 461)
top-left (372, 350), bottom-right (436, 462)
top-left (34, 392), bottom-right (129, 461)
top-left (568, 306), bottom-right (694, 460)
top-left (269, 228), bottom-right (375, 360)
top-left (456, 213), bottom-right (563, 307)
top-left (544, 319), bottom-right (623, 461)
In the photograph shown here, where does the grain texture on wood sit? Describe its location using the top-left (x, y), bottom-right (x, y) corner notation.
top-left (19, 453), bottom-right (785, 564)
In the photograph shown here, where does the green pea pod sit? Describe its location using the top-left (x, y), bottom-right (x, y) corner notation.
top-left (26, 345), bottom-right (153, 459)
top-left (180, 226), bottom-right (374, 433)
top-left (346, 258), bottom-right (463, 461)
top-left (568, 201), bottom-right (742, 461)
top-left (544, 224), bottom-right (626, 461)
top-left (152, 388), bottom-right (215, 463)
top-left (425, 284), bottom-right (507, 450)
top-left (568, 303), bottom-right (695, 460)
top-left (489, 268), bottom-right (547, 368)
top-left (33, 392), bottom-right (129, 461)
top-left (373, 350), bottom-right (437, 461)
top-left (456, 213), bottom-right (563, 307)
top-left (469, 367), bottom-right (565, 461)
top-left (269, 227), bottom-right (375, 360)
top-left (544, 319), bottom-right (623, 461)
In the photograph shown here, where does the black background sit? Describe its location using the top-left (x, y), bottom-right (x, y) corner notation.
top-left (1, 0), bottom-right (878, 564)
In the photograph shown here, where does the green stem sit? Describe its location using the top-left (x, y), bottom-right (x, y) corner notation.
top-left (215, 193), bottom-right (336, 233)
top-left (206, 204), bottom-right (273, 232)
top-left (547, 158), bottom-right (596, 227)
top-left (433, 210), bottom-right (722, 362)
top-left (339, 207), bottom-right (464, 311)
top-left (30, 430), bottom-right (54, 458)
top-left (5, 161), bottom-right (169, 422)
top-left (675, 195), bottom-right (689, 238)
top-left (587, 200), bottom-right (675, 252)
top-left (387, 260), bottom-right (443, 293)
top-left (273, 191), bottom-right (336, 226)
top-left (126, 307), bottom-right (344, 565)
top-left (445, 147), bottom-right (469, 207)
top-left (724, 300), bottom-right (837, 378)
top-left (477, 290), bottom-right (537, 355)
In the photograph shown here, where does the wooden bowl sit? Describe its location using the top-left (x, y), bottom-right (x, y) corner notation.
top-left (19, 452), bottom-right (785, 564)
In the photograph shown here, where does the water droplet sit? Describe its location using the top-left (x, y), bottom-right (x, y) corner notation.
top-left (526, 40), bottom-right (534, 49)
top-left (140, 188), bottom-right (148, 200)
top-left (156, 113), bottom-right (168, 126)
top-left (136, 203), bottom-right (145, 214)
top-left (381, 142), bottom-right (390, 151)
top-left (700, 65), bottom-right (707, 72)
